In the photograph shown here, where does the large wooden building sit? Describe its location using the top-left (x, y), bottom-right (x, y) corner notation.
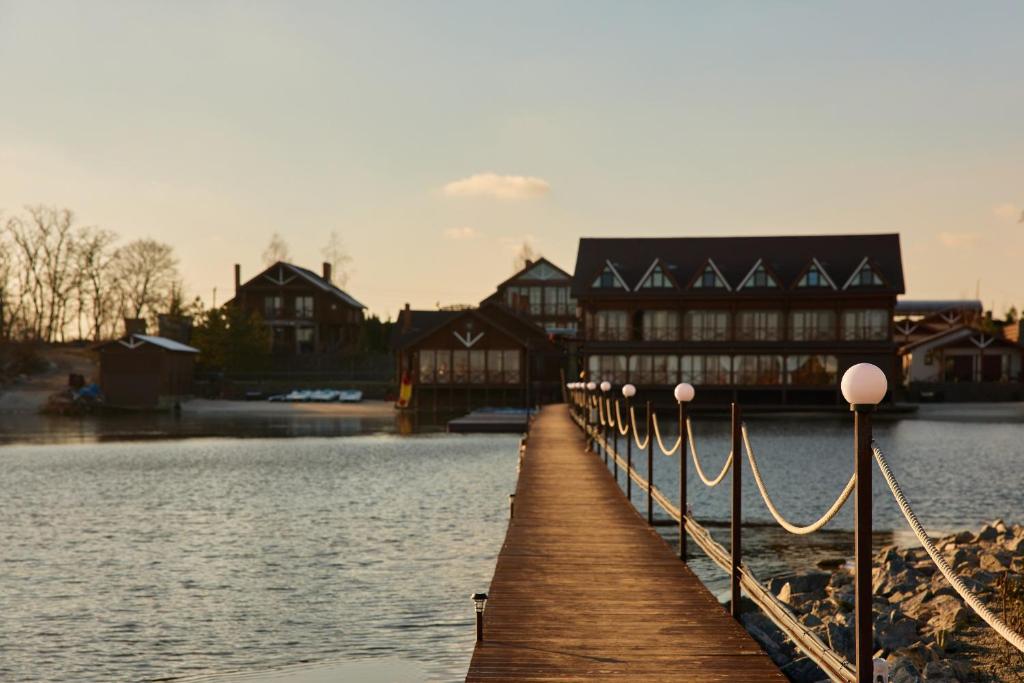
top-left (226, 261), bottom-right (366, 356)
top-left (391, 302), bottom-right (563, 410)
top-left (571, 234), bottom-right (905, 406)
top-left (480, 258), bottom-right (578, 336)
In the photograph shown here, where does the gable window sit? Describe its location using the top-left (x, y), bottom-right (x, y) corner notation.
top-left (847, 262), bottom-right (884, 287)
top-left (735, 310), bottom-right (782, 341)
top-left (295, 295), bottom-right (314, 318)
top-left (264, 295), bottom-right (283, 318)
top-left (692, 264), bottom-right (728, 289)
top-left (842, 309), bottom-right (889, 341)
top-left (684, 310), bottom-right (730, 341)
top-left (639, 264), bottom-right (673, 289)
top-left (641, 310), bottom-right (680, 341)
top-left (592, 265), bottom-right (625, 289)
top-left (522, 261), bottom-right (562, 280)
top-left (790, 310), bottom-right (836, 341)
top-left (742, 263), bottom-right (779, 289)
top-left (797, 263), bottom-right (832, 288)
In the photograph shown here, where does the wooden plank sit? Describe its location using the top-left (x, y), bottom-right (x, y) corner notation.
top-left (466, 404), bottom-right (786, 682)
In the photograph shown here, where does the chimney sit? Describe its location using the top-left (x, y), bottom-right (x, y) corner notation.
top-left (402, 303), bottom-right (412, 333)
top-left (234, 264), bottom-right (241, 295)
top-left (124, 318), bottom-right (147, 337)
top-left (322, 261), bottom-right (332, 283)
top-left (524, 259), bottom-right (533, 268)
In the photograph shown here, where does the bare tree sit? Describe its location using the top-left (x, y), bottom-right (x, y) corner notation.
top-left (262, 232), bottom-right (291, 265)
top-left (512, 239), bottom-right (539, 273)
top-left (112, 239), bottom-right (179, 325)
top-left (76, 226), bottom-right (119, 340)
top-left (321, 231), bottom-right (353, 286)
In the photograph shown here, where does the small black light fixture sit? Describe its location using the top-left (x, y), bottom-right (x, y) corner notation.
top-left (472, 592), bottom-right (489, 641)
top-left (508, 493), bottom-right (516, 519)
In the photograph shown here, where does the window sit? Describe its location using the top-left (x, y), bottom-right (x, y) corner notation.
top-left (692, 263), bottom-right (728, 289)
top-left (786, 355), bottom-right (838, 385)
top-left (790, 310), bottom-right (836, 341)
top-left (630, 355), bottom-right (679, 384)
top-left (641, 310), bottom-right (680, 341)
top-left (295, 295), bottom-right (314, 318)
top-left (797, 263), bottom-right (833, 288)
top-left (734, 355), bottom-right (783, 385)
top-left (592, 265), bottom-right (625, 289)
top-left (435, 350), bottom-right (451, 384)
top-left (588, 310), bottom-right (630, 340)
top-left (545, 286), bottom-right (571, 315)
top-left (587, 354), bottom-right (628, 385)
top-left (735, 310), bottom-right (782, 341)
top-left (503, 350), bottom-right (521, 384)
top-left (741, 262), bottom-right (779, 289)
top-left (506, 286), bottom-right (530, 313)
top-left (296, 327), bottom-right (315, 354)
top-left (639, 263), bottom-right (673, 289)
top-left (470, 350), bottom-right (485, 383)
top-left (681, 355), bottom-right (732, 385)
top-left (452, 350), bottom-right (469, 383)
top-left (264, 295), bottom-right (283, 318)
top-left (684, 310), bottom-right (730, 341)
top-left (842, 309), bottom-right (889, 340)
top-left (521, 261), bottom-right (562, 280)
top-left (847, 261), bottom-right (884, 287)
top-left (418, 350), bottom-right (435, 383)
top-left (528, 287), bottom-right (542, 315)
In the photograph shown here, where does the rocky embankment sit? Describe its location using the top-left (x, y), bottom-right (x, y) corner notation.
top-left (743, 521), bottom-right (1024, 682)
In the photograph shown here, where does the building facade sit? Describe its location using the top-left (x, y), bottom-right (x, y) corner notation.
top-left (227, 261), bottom-right (366, 355)
top-left (571, 234), bottom-right (905, 406)
top-left (391, 302), bottom-right (563, 410)
top-left (97, 334), bottom-right (199, 410)
top-left (480, 258), bottom-right (578, 336)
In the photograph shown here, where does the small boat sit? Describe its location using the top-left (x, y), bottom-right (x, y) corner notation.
top-left (337, 390), bottom-right (363, 403)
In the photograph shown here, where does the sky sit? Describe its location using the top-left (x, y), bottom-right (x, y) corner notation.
top-left (1, 1), bottom-right (1022, 319)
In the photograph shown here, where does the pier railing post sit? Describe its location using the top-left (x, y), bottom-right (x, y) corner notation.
top-left (625, 398), bottom-right (632, 501)
top-left (646, 400), bottom-right (653, 525)
top-left (678, 398), bottom-right (687, 562)
top-left (730, 401), bottom-right (742, 619)
top-left (839, 362), bottom-right (887, 683)
top-left (854, 405), bottom-right (874, 683)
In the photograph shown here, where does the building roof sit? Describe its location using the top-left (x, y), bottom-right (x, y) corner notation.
top-left (390, 310), bottom-right (462, 349)
top-left (95, 334), bottom-right (199, 353)
top-left (231, 261), bottom-right (366, 310)
top-left (899, 324), bottom-right (1020, 354)
top-left (571, 234), bottom-right (905, 296)
top-left (391, 305), bottom-right (552, 351)
top-left (895, 299), bottom-right (983, 316)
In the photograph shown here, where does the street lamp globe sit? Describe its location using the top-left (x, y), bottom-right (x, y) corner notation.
top-left (586, 381), bottom-right (597, 391)
top-left (841, 363), bottom-right (887, 406)
top-left (673, 383), bottom-right (695, 403)
top-left (621, 384), bottom-right (636, 399)
top-left (600, 381), bottom-right (611, 393)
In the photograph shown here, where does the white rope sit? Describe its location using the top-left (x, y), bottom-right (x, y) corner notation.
top-left (597, 397), bottom-right (607, 426)
top-left (873, 443), bottom-right (1024, 654)
top-left (741, 424), bottom-right (854, 535)
top-left (613, 401), bottom-right (630, 436)
top-left (685, 418), bottom-right (732, 487)
top-left (629, 406), bottom-right (651, 450)
top-left (650, 412), bottom-right (681, 456)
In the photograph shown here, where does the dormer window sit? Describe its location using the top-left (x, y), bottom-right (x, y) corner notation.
top-left (797, 260), bottom-right (835, 289)
top-left (692, 263), bottom-right (728, 290)
top-left (639, 263), bottom-right (673, 289)
top-left (591, 262), bottom-right (627, 289)
top-left (738, 260), bottom-right (779, 289)
top-left (844, 259), bottom-right (884, 288)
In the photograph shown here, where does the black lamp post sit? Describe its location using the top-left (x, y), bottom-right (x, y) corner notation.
top-left (472, 592), bottom-right (488, 642)
top-left (673, 382), bottom-right (695, 563)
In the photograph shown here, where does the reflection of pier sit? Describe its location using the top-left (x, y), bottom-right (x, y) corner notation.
top-left (466, 404), bottom-right (785, 681)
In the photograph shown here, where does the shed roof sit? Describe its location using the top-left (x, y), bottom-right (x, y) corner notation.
top-left (571, 234), bottom-right (904, 296)
top-left (895, 299), bottom-right (983, 316)
top-left (95, 334), bottom-right (199, 353)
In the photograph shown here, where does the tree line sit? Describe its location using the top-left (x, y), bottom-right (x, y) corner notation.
top-left (0, 205), bottom-right (180, 342)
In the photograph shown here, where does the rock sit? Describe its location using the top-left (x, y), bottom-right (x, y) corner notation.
top-left (784, 571), bottom-right (832, 595)
top-left (779, 656), bottom-right (827, 683)
top-left (826, 621), bottom-right (855, 661)
top-left (799, 611), bottom-right (822, 627)
top-left (952, 530), bottom-right (973, 544)
top-left (887, 656), bottom-right (922, 683)
top-left (992, 518), bottom-right (1007, 535)
top-left (921, 659), bottom-right (968, 682)
top-left (1005, 534), bottom-right (1024, 554)
top-left (741, 611), bottom-right (792, 666)
top-left (876, 615), bottom-right (919, 652)
top-left (974, 523), bottom-right (999, 543)
top-left (979, 551), bottom-right (1010, 573)
top-left (926, 595), bottom-right (968, 632)
top-left (898, 589), bottom-right (935, 620)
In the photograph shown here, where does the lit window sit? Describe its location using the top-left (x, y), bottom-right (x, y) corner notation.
top-left (786, 355), bottom-right (838, 385)
top-left (503, 350), bottom-right (521, 384)
top-left (435, 350), bottom-right (451, 384)
top-left (470, 350), bottom-right (485, 383)
top-left (418, 350), bottom-right (435, 383)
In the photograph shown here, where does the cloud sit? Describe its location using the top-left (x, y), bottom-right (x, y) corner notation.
top-left (937, 231), bottom-right (979, 248)
top-left (992, 203), bottom-right (1022, 221)
top-left (442, 226), bottom-right (477, 240)
top-left (442, 173), bottom-right (550, 200)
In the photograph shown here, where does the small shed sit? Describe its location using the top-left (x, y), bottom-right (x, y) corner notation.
top-left (96, 334), bottom-right (199, 410)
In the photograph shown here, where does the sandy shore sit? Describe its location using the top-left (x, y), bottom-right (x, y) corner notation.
top-left (179, 398), bottom-right (397, 418)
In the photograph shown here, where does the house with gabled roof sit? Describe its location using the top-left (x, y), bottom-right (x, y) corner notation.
top-left (480, 257), bottom-right (577, 336)
top-left (570, 234), bottom-right (905, 406)
top-left (226, 261), bottom-right (366, 355)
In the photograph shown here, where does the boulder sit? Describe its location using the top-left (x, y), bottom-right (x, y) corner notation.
top-left (887, 656), bottom-right (922, 683)
top-left (826, 621), bottom-right (855, 661)
top-left (926, 595), bottom-right (968, 632)
top-left (974, 523), bottom-right (999, 543)
top-left (979, 551), bottom-right (1010, 573)
top-left (876, 615), bottom-right (919, 652)
top-left (779, 656), bottom-right (827, 683)
top-left (784, 571), bottom-right (832, 595)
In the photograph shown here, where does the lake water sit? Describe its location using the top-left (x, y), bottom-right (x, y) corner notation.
top-left (0, 406), bottom-right (1021, 681)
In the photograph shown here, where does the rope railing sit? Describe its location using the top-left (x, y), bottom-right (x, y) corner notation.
top-left (686, 417), bottom-right (733, 487)
top-left (565, 368), bottom-right (1024, 680)
top-left (742, 424), bottom-right (855, 535)
top-left (873, 443), bottom-right (1024, 654)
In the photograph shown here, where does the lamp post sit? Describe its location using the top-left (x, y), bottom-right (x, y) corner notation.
top-left (674, 383), bottom-right (694, 562)
top-left (600, 381), bottom-right (611, 467)
top-left (472, 592), bottom-right (488, 642)
top-left (622, 384), bottom-right (636, 500)
top-left (841, 363), bottom-right (887, 683)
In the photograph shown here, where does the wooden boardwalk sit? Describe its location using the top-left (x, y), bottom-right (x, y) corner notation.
top-left (466, 404), bottom-right (786, 682)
